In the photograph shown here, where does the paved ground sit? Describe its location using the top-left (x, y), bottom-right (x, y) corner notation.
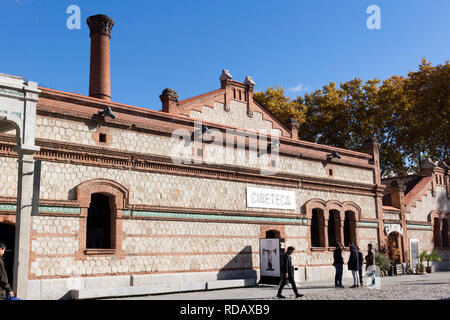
top-left (107, 271), bottom-right (450, 300)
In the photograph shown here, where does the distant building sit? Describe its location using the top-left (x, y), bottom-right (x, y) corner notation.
top-left (382, 159), bottom-right (450, 271)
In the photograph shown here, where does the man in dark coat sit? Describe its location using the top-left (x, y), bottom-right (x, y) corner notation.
top-left (365, 243), bottom-right (376, 269)
top-left (0, 242), bottom-right (14, 299)
top-left (277, 246), bottom-right (303, 298)
top-left (333, 243), bottom-right (344, 288)
top-left (365, 243), bottom-right (377, 286)
top-left (357, 246), bottom-right (364, 286)
top-left (347, 243), bottom-right (360, 288)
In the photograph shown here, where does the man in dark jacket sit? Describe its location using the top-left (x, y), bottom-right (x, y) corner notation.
top-left (365, 243), bottom-right (376, 286)
top-left (277, 246), bottom-right (303, 298)
top-left (0, 242), bottom-right (15, 299)
top-left (347, 243), bottom-right (360, 288)
top-left (333, 243), bottom-right (344, 288)
top-left (365, 243), bottom-right (376, 269)
top-left (357, 246), bottom-right (364, 286)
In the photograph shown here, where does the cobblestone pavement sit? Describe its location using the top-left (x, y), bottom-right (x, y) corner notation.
top-left (107, 272), bottom-right (450, 300)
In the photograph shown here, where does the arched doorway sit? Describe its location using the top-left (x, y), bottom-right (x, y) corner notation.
top-left (343, 211), bottom-right (357, 247)
top-left (86, 193), bottom-right (112, 249)
top-left (265, 229), bottom-right (281, 239)
top-left (0, 223), bottom-right (15, 284)
top-left (387, 231), bottom-right (402, 264)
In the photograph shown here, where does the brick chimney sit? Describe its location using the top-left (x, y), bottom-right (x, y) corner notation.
top-left (160, 88), bottom-right (179, 114)
top-left (87, 14), bottom-right (114, 101)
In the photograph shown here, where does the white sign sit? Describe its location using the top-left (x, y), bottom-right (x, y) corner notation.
top-left (260, 238), bottom-right (281, 277)
top-left (246, 187), bottom-right (296, 210)
top-left (385, 224), bottom-right (403, 235)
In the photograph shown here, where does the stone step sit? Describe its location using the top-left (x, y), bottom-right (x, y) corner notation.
top-left (70, 278), bottom-right (257, 300)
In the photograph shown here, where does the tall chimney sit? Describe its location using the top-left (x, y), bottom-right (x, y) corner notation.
top-left (87, 14), bottom-right (114, 101)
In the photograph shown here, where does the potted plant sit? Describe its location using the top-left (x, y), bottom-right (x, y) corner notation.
top-left (424, 250), bottom-right (441, 273)
top-left (416, 262), bottom-right (426, 274)
top-left (417, 251), bottom-right (428, 275)
top-left (376, 252), bottom-right (390, 276)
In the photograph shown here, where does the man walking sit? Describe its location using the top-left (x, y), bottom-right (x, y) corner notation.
top-left (0, 242), bottom-right (15, 299)
top-left (333, 243), bottom-right (344, 288)
top-left (277, 246), bottom-right (303, 298)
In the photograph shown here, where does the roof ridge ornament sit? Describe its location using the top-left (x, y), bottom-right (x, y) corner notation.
top-left (244, 76), bottom-right (255, 87)
top-left (220, 69), bottom-right (233, 82)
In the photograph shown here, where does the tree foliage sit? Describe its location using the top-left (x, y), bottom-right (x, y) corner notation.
top-left (254, 59), bottom-right (450, 177)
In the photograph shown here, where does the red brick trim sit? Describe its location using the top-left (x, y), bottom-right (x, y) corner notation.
top-left (92, 126), bottom-right (112, 146)
top-left (259, 225), bottom-right (286, 239)
top-left (74, 179), bottom-right (128, 259)
top-left (304, 199), bottom-right (362, 221)
top-left (0, 215), bottom-right (16, 225)
top-left (35, 90), bottom-right (373, 162)
top-left (0, 136), bottom-right (380, 196)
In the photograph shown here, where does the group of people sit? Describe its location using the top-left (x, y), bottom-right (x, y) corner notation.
top-left (334, 243), bottom-right (376, 288)
top-left (277, 243), bottom-right (376, 298)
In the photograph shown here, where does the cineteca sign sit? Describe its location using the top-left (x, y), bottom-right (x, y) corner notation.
top-left (385, 224), bottom-right (403, 235)
top-left (246, 187), bottom-right (296, 210)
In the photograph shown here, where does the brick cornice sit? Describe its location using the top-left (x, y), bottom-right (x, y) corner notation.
top-left (37, 88), bottom-right (374, 164)
top-left (0, 135), bottom-right (378, 196)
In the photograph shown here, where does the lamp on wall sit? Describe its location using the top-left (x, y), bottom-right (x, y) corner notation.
top-left (98, 107), bottom-right (116, 119)
top-left (185, 124), bottom-right (213, 147)
top-left (327, 151), bottom-right (341, 160)
top-left (258, 140), bottom-right (280, 157)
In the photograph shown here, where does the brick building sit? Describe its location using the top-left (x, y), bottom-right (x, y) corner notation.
top-left (382, 159), bottom-right (450, 271)
top-left (0, 14), bottom-right (448, 299)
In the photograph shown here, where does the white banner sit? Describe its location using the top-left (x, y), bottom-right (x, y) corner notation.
top-left (246, 187), bottom-right (296, 210)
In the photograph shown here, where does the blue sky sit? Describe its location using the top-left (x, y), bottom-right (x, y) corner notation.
top-left (1, 0), bottom-right (449, 111)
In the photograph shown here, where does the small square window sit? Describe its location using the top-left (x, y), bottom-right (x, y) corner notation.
top-left (329, 169), bottom-right (333, 176)
top-left (99, 133), bottom-right (107, 143)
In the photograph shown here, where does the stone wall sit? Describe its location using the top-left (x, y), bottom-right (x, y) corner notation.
top-left (28, 215), bottom-right (380, 279)
top-left (408, 186), bottom-right (450, 222)
top-left (189, 101), bottom-right (282, 136)
top-left (33, 114), bottom-right (374, 184)
top-left (0, 156), bottom-right (18, 198)
top-left (16, 161), bottom-right (376, 217)
top-left (407, 229), bottom-right (434, 252)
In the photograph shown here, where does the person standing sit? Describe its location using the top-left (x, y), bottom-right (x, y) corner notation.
top-left (365, 243), bottom-right (376, 285)
top-left (333, 243), bottom-right (344, 288)
top-left (0, 242), bottom-right (15, 299)
top-left (365, 243), bottom-right (376, 269)
top-left (347, 243), bottom-right (360, 288)
top-left (357, 246), bottom-right (364, 286)
top-left (277, 246), bottom-right (303, 298)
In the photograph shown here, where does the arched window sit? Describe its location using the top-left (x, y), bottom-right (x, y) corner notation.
top-left (433, 217), bottom-right (441, 248)
top-left (311, 208), bottom-right (325, 247)
top-left (86, 193), bottom-right (113, 249)
top-left (441, 219), bottom-right (449, 248)
top-left (328, 210), bottom-right (340, 247)
top-left (344, 211), bottom-right (357, 247)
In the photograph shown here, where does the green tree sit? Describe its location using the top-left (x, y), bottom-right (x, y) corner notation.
top-left (253, 59), bottom-right (450, 177)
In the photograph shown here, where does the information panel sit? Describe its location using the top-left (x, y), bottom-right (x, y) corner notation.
top-left (259, 238), bottom-right (281, 277)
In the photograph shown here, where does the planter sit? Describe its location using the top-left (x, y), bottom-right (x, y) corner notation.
top-left (425, 267), bottom-right (432, 273)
